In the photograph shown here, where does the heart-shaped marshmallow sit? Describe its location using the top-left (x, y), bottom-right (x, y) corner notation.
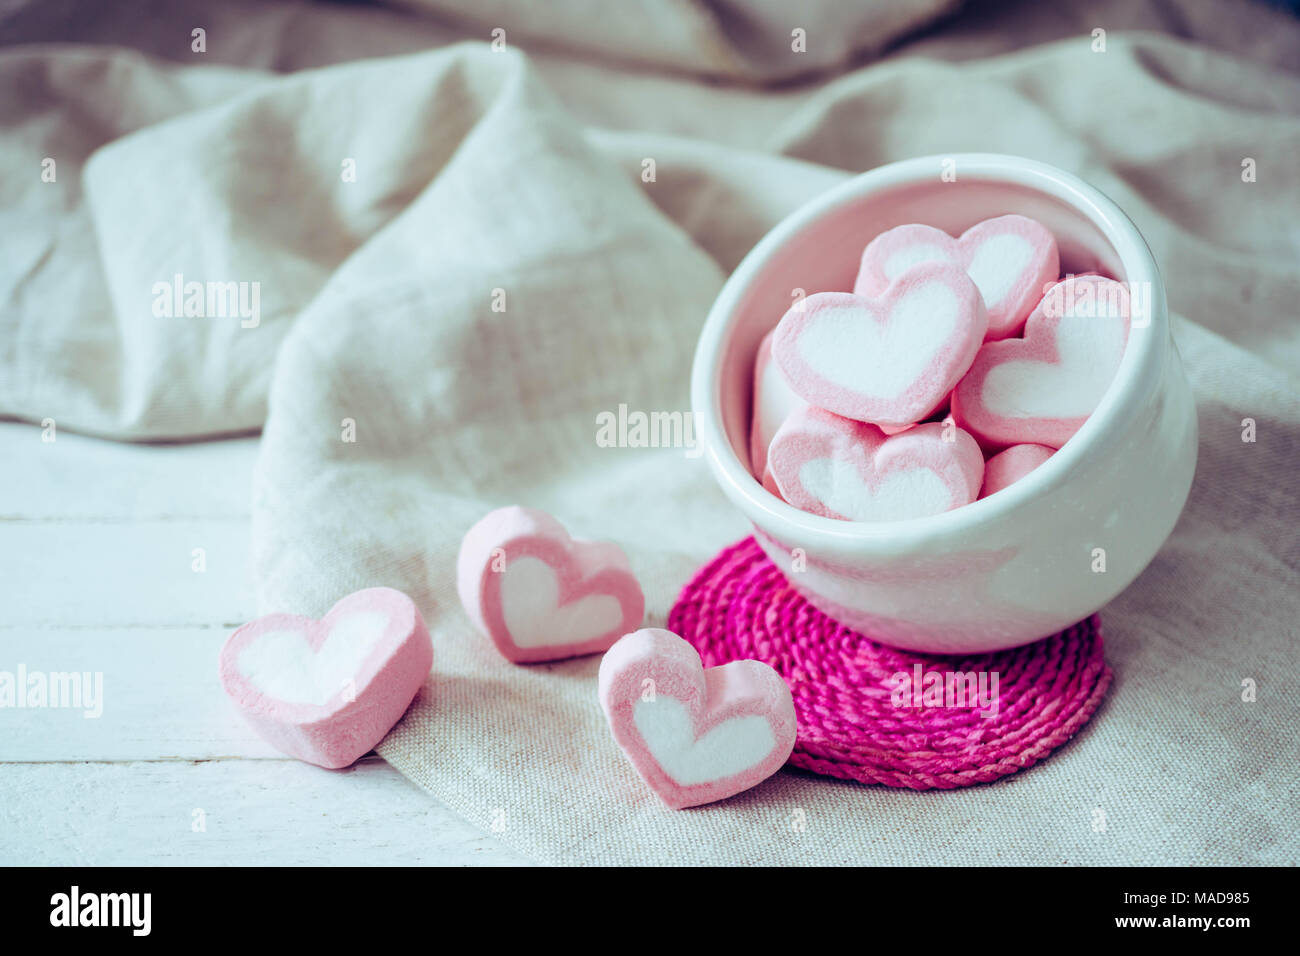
top-left (749, 328), bottom-right (809, 480)
top-left (772, 261), bottom-right (986, 427)
top-left (767, 406), bottom-right (983, 522)
top-left (219, 587), bottom-right (432, 769)
top-left (855, 214), bottom-right (1059, 340)
top-left (458, 506), bottom-right (645, 664)
top-left (979, 443), bottom-right (1055, 498)
top-left (951, 275), bottom-right (1131, 449)
top-left (598, 628), bottom-right (796, 809)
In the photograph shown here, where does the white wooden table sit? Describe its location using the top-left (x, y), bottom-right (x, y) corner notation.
top-left (0, 422), bottom-right (529, 865)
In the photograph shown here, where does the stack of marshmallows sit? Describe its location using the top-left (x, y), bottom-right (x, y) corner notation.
top-left (750, 214), bottom-right (1133, 522)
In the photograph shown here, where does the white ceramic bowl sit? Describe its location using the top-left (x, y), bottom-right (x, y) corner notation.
top-left (691, 154), bottom-right (1197, 653)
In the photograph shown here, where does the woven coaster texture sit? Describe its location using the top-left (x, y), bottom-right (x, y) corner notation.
top-left (668, 537), bottom-right (1113, 790)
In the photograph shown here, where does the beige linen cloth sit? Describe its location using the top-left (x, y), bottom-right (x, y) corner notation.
top-left (1, 0), bottom-right (1297, 864)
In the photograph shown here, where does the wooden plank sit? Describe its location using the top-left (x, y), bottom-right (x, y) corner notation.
top-left (0, 422), bottom-right (258, 520)
top-left (0, 627), bottom-right (280, 761)
top-left (0, 426), bottom-right (523, 866)
top-left (0, 520), bottom-right (255, 628)
top-left (0, 759), bottom-right (530, 866)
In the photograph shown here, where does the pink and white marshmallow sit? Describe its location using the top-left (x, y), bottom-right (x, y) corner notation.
top-left (219, 587), bottom-right (432, 769)
top-left (599, 628), bottom-right (796, 809)
top-left (767, 406), bottom-right (983, 522)
top-left (772, 261), bottom-right (987, 428)
top-left (951, 275), bottom-right (1131, 449)
top-left (749, 328), bottom-right (809, 480)
top-left (979, 443), bottom-right (1055, 498)
top-left (458, 506), bottom-right (645, 664)
top-left (854, 214), bottom-right (1059, 340)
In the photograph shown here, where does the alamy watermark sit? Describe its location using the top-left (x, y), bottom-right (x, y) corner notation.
top-left (1041, 275), bottom-right (1151, 328)
top-left (595, 403), bottom-right (700, 458)
top-left (889, 663), bottom-right (1000, 718)
top-left (50, 886), bottom-right (150, 936)
top-left (0, 665), bottom-right (103, 718)
top-left (152, 273), bottom-right (260, 328)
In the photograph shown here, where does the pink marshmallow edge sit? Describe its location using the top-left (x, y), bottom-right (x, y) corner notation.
top-left (218, 587), bottom-right (432, 770)
top-left (979, 443), bottom-right (1055, 498)
top-left (598, 628), bottom-right (797, 810)
top-left (749, 328), bottom-right (809, 479)
top-left (749, 329), bottom-right (775, 477)
top-left (457, 505), bottom-right (645, 664)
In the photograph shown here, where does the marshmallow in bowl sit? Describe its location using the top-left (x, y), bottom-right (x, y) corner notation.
top-left (951, 274), bottom-right (1131, 449)
top-left (749, 327), bottom-right (808, 479)
top-left (772, 261), bottom-right (987, 428)
top-left (854, 214), bottom-right (1059, 341)
top-left (766, 406), bottom-right (983, 522)
top-left (979, 443), bottom-right (1055, 498)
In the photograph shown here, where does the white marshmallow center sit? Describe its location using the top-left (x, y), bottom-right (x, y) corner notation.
top-left (800, 457), bottom-right (953, 522)
top-left (982, 308), bottom-right (1127, 420)
top-left (797, 282), bottom-right (958, 399)
top-left (633, 695), bottom-right (775, 786)
top-left (239, 611), bottom-right (388, 707)
top-left (500, 555), bottom-right (622, 647)
top-left (966, 233), bottom-right (1033, 308)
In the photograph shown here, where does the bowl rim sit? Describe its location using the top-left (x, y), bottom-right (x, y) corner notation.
top-left (690, 152), bottom-right (1167, 549)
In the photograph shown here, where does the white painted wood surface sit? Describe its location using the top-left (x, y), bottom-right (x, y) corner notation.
top-left (0, 422), bottom-right (529, 865)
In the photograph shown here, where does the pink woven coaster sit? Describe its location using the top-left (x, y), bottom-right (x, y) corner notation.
top-left (667, 537), bottom-right (1112, 790)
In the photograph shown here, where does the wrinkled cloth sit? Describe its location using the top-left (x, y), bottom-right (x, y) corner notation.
top-left (1, 0), bottom-right (1297, 864)
top-left (393, 0), bottom-right (964, 79)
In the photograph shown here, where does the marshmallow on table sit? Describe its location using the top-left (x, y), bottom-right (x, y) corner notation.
top-left (855, 214), bottom-right (1060, 341)
top-left (599, 628), bottom-right (796, 809)
top-left (458, 505), bottom-right (645, 664)
top-left (980, 443), bottom-right (1055, 498)
top-left (219, 587), bottom-right (432, 769)
top-left (749, 328), bottom-right (809, 480)
top-left (767, 405), bottom-right (983, 522)
top-left (772, 261), bottom-right (987, 427)
top-left (952, 275), bottom-right (1131, 449)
